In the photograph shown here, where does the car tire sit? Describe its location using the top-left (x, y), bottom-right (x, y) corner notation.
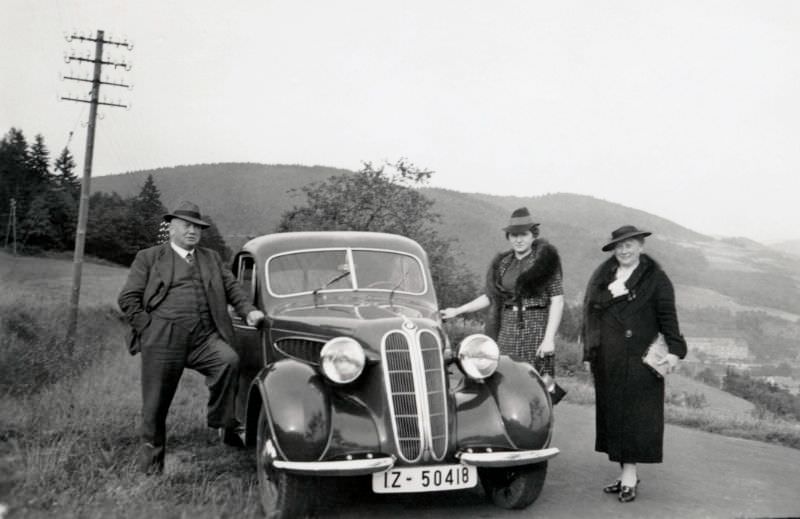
top-left (256, 410), bottom-right (319, 518)
top-left (479, 461), bottom-right (548, 510)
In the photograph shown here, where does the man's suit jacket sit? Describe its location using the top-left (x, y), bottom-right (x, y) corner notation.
top-left (118, 243), bottom-right (256, 355)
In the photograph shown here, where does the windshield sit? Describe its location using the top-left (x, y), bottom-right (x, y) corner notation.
top-left (267, 248), bottom-right (426, 297)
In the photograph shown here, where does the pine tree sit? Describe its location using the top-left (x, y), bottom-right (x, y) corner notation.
top-left (27, 134), bottom-right (51, 190)
top-left (130, 174), bottom-right (167, 250)
top-left (0, 128), bottom-right (31, 219)
top-left (53, 147), bottom-right (80, 199)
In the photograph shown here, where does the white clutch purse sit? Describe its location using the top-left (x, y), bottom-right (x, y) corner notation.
top-left (642, 334), bottom-right (670, 378)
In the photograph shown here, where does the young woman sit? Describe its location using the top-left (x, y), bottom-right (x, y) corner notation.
top-left (440, 207), bottom-right (564, 378)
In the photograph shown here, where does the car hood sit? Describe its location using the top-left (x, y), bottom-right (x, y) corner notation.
top-left (269, 302), bottom-right (442, 358)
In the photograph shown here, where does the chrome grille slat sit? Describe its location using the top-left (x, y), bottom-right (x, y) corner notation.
top-left (382, 327), bottom-right (449, 463)
top-left (383, 331), bottom-right (423, 461)
top-left (419, 330), bottom-right (448, 460)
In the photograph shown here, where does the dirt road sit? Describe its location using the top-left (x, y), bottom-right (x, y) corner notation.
top-left (334, 403), bottom-right (800, 518)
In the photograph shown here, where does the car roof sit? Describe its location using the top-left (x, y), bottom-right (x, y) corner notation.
top-left (240, 231), bottom-right (429, 263)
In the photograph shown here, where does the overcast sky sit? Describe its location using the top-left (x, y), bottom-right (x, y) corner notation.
top-left (2, 1), bottom-right (799, 241)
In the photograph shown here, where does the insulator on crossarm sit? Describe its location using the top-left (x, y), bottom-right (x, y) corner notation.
top-left (64, 32), bottom-right (72, 42)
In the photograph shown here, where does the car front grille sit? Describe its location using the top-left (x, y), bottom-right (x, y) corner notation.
top-left (382, 328), bottom-right (448, 463)
top-left (274, 337), bottom-right (324, 365)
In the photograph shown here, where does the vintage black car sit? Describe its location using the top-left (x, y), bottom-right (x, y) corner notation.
top-left (228, 231), bottom-right (559, 518)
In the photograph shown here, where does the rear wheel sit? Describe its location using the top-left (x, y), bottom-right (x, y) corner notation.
top-left (479, 461), bottom-right (548, 510)
top-left (256, 410), bottom-right (319, 518)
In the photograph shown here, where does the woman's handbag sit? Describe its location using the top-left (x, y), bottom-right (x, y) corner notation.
top-left (642, 334), bottom-right (670, 378)
top-left (541, 374), bottom-right (567, 405)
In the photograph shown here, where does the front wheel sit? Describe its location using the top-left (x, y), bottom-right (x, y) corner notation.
top-left (256, 410), bottom-right (319, 518)
top-left (479, 461), bottom-right (548, 510)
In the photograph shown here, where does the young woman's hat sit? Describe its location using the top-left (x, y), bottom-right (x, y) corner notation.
top-left (164, 201), bottom-right (211, 229)
top-left (602, 225), bottom-right (651, 251)
top-left (503, 207), bottom-right (539, 233)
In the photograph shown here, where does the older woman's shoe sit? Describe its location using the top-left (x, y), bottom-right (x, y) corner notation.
top-left (618, 484), bottom-right (637, 503)
top-left (603, 480), bottom-right (623, 494)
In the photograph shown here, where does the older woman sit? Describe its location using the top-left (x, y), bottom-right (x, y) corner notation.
top-left (582, 225), bottom-right (687, 503)
top-left (441, 207), bottom-right (564, 380)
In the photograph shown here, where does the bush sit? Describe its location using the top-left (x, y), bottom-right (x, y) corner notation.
top-left (0, 301), bottom-right (125, 396)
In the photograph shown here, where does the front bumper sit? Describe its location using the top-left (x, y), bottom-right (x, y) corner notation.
top-left (457, 447), bottom-right (560, 467)
top-left (272, 447), bottom-right (559, 476)
top-left (273, 456), bottom-right (396, 476)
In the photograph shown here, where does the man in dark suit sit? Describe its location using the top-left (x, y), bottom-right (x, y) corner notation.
top-left (118, 201), bottom-right (264, 474)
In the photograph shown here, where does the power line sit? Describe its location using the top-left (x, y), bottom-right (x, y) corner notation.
top-left (61, 29), bottom-right (133, 345)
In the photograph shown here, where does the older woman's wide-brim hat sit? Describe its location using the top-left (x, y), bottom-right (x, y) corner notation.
top-left (503, 207), bottom-right (539, 233)
top-left (164, 200), bottom-right (211, 228)
top-left (602, 225), bottom-right (652, 251)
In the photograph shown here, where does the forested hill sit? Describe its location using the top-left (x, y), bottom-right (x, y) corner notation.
top-left (92, 163), bottom-right (800, 318)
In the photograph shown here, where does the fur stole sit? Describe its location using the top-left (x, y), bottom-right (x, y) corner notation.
top-left (485, 239), bottom-right (562, 301)
top-left (483, 239), bottom-right (561, 340)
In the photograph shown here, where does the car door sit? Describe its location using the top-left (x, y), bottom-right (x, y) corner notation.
top-left (229, 252), bottom-right (263, 421)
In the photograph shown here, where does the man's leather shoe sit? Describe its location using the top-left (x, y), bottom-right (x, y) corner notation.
top-left (219, 426), bottom-right (246, 448)
top-left (603, 480), bottom-right (622, 493)
top-left (619, 484), bottom-right (637, 503)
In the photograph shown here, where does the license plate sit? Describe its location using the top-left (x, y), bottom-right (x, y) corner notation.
top-left (372, 464), bottom-right (478, 493)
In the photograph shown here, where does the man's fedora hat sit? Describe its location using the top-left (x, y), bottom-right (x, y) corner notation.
top-left (164, 201), bottom-right (211, 229)
top-left (602, 225), bottom-right (652, 251)
top-left (502, 207), bottom-right (540, 233)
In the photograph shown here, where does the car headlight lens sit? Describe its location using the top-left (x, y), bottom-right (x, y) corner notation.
top-left (320, 337), bottom-right (365, 384)
top-left (457, 334), bottom-right (499, 380)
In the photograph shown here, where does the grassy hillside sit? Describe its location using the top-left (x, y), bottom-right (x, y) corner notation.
top-left (2, 254), bottom-right (799, 518)
top-left (91, 163), bottom-right (800, 327)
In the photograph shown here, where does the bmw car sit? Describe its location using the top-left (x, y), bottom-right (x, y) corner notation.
top-left (228, 231), bottom-right (559, 518)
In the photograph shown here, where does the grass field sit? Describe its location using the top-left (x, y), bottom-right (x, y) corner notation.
top-left (1, 252), bottom-right (799, 518)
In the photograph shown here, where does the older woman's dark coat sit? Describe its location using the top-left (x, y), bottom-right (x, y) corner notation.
top-left (582, 254), bottom-right (686, 463)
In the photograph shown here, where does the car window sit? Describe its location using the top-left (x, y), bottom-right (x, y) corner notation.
top-left (351, 250), bottom-right (425, 293)
top-left (237, 255), bottom-right (256, 304)
top-left (269, 250), bottom-right (350, 295)
top-left (267, 248), bottom-right (426, 297)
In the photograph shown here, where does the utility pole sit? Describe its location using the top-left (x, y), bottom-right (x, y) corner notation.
top-left (61, 29), bottom-right (133, 345)
top-left (4, 198), bottom-right (16, 255)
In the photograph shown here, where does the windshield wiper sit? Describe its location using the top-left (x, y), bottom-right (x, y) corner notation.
top-left (388, 279), bottom-right (404, 310)
top-left (312, 271), bottom-right (351, 307)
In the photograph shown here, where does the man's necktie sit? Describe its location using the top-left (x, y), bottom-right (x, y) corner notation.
top-left (186, 251), bottom-right (194, 265)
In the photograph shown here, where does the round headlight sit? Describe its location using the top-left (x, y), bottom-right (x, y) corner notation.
top-left (320, 337), bottom-right (365, 384)
top-left (457, 334), bottom-right (499, 380)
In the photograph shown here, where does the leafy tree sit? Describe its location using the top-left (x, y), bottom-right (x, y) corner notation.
top-left (19, 193), bottom-right (61, 249)
top-left (86, 192), bottom-right (138, 265)
top-left (199, 215), bottom-right (231, 261)
top-left (277, 159), bottom-right (478, 307)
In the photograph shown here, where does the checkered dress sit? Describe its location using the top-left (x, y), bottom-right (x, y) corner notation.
top-left (495, 253), bottom-right (563, 376)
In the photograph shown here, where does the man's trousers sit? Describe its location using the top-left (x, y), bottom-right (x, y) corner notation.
top-left (137, 315), bottom-right (239, 473)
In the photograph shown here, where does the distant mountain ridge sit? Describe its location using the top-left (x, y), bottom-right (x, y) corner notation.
top-left (92, 163), bottom-right (800, 319)
top-left (770, 239), bottom-right (800, 258)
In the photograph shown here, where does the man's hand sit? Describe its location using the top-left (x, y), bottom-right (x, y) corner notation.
top-left (246, 310), bottom-right (265, 327)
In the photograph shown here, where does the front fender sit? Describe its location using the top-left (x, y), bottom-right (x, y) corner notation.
top-left (453, 357), bottom-right (553, 450)
top-left (486, 357), bottom-right (553, 449)
top-left (251, 360), bottom-right (331, 461)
